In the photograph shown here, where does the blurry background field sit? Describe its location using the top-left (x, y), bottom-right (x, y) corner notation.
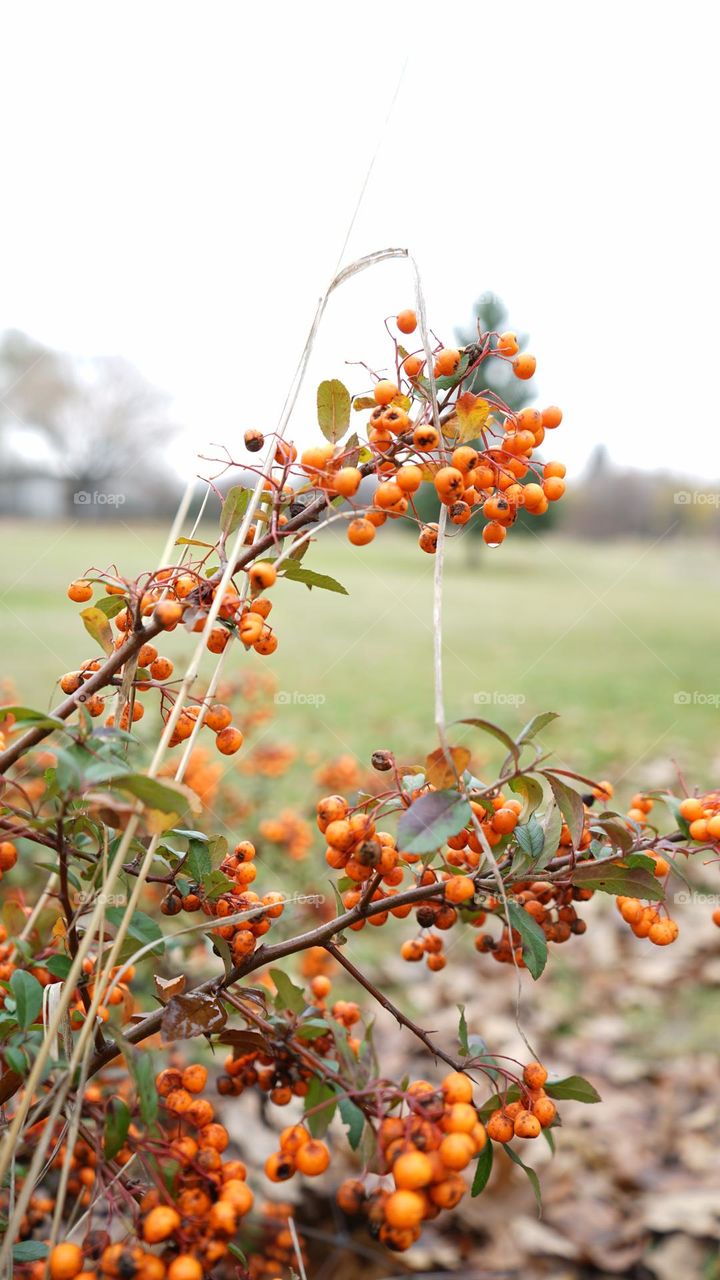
top-left (2, 519), bottom-right (719, 796)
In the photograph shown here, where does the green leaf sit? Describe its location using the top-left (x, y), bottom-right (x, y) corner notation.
top-left (590, 815), bottom-right (634, 853)
top-left (115, 1033), bottom-right (158, 1127)
top-left (571, 860), bottom-right (664, 901)
top-left (506, 902), bottom-right (548, 979)
top-left (296, 1018), bottom-right (331, 1040)
top-left (13, 1242), bottom-right (49, 1262)
top-left (4, 1046), bottom-right (26, 1074)
top-left (10, 970), bottom-right (43, 1030)
top-left (509, 774), bottom-right (544, 819)
top-left (281, 559), bottom-right (349, 595)
top-left (106, 907), bottom-right (164, 955)
top-left (200, 869), bottom-right (234, 901)
top-left (515, 815), bottom-right (544, 861)
top-left (457, 718), bottom-right (519, 770)
top-left (457, 1005), bottom-right (469, 1055)
top-left (539, 801), bottom-right (563, 866)
top-left (504, 1143), bottom-right (542, 1215)
top-left (516, 711), bottom-right (559, 745)
top-left (44, 955), bottom-right (73, 979)
top-left (396, 789), bottom-right (471, 855)
top-left (0, 704), bottom-right (65, 730)
top-left (471, 1139), bottom-right (494, 1196)
top-left (186, 840), bottom-right (212, 883)
top-left (317, 379), bottom-right (351, 443)
top-left (108, 774), bottom-right (199, 821)
top-left (93, 595), bottom-right (129, 619)
top-left (304, 1075), bottom-right (337, 1137)
top-left (175, 536), bottom-right (216, 549)
top-left (544, 773), bottom-right (585, 848)
top-left (220, 485), bottom-right (250, 536)
top-left (663, 794), bottom-right (691, 838)
top-left (104, 1096), bottom-right (131, 1160)
top-left (270, 968), bottom-right (306, 1015)
top-left (338, 1095), bottom-right (365, 1150)
top-left (80, 606), bottom-right (115, 655)
top-left (545, 1074), bottom-right (601, 1103)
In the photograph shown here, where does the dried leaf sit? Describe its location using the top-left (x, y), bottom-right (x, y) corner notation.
top-left (161, 992), bottom-right (228, 1041)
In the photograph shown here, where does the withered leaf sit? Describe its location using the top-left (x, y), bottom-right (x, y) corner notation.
top-left (161, 992), bottom-right (227, 1041)
top-left (154, 974), bottom-right (186, 1004)
top-left (424, 745), bottom-right (471, 789)
top-left (217, 1029), bottom-right (270, 1055)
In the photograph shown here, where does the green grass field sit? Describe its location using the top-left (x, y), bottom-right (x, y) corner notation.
top-left (1, 519), bottom-right (717, 799)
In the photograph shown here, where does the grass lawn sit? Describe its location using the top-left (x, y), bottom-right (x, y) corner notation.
top-left (1, 518), bottom-right (718, 800)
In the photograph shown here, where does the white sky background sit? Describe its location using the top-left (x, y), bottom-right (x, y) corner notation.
top-left (0, 0), bottom-right (717, 481)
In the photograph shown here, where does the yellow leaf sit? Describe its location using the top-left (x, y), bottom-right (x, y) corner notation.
top-left (391, 393), bottom-right (412, 412)
top-left (424, 746), bottom-right (471, 789)
top-left (453, 392), bottom-right (492, 443)
top-left (80, 607), bottom-right (114, 656)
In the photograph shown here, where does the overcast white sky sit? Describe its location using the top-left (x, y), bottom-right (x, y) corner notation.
top-left (1, 0), bottom-right (717, 480)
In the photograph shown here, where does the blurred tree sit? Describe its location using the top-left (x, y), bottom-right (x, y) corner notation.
top-left (0, 330), bottom-right (177, 515)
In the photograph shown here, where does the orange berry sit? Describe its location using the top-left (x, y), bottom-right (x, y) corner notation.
top-left (403, 353), bottom-right (425, 377)
top-left (143, 1204), bottom-right (181, 1243)
top-left (512, 353), bottom-right (536, 380)
top-left (167, 1260), bottom-right (203, 1280)
top-left (301, 443), bottom-right (335, 474)
top-left (443, 1102), bottom-right (477, 1134)
top-left (0, 842), bottom-right (17, 871)
top-left (279, 1124), bottom-right (311, 1156)
top-left (532, 1096), bottom-right (557, 1128)
top-left (523, 1061), bottom-right (548, 1090)
top-left (347, 517), bottom-right (376, 547)
top-left (541, 405), bottom-right (562, 428)
top-left (397, 309), bottom-right (417, 334)
top-left (441, 1072), bottom-right (474, 1104)
top-left (514, 1109), bottom-right (542, 1139)
top-left (374, 379), bottom-right (398, 405)
top-left (543, 477), bottom-right (566, 501)
top-left (435, 348), bottom-right (461, 376)
top-left (332, 466), bottom-right (362, 498)
top-left (438, 1132), bottom-right (475, 1170)
top-left (205, 703), bottom-right (232, 732)
top-left (486, 1110), bottom-right (514, 1143)
top-left (543, 461), bottom-right (566, 479)
top-left (444, 875), bottom-right (475, 904)
top-left (434, 466), bottom-right (465, 503)
top-left (249, 561), bottom-right (277, 592)
top-left (497, 331), bottom-right (519, 356)
top-left (49, 1246), bottom-right (85, 1280)
top-left (220, 1179), bottom-right (254, 1215)
top-left (385, 1188), bottom-right (425, 1229)
top-left (393, 1150), bottom-right (433, 1189)
top-left (154, 599), bottom-right (184, 629)
top-left (482, 521), bottom-right (506, 547)
top-left (67, 580), bottom-right (93, 603)
top-left (679, 796), bottom-right (704, 822)
top-left (215, 726), bottom-right (244, 755)
top-left (295, 1138), bottom-right (330, 1176)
